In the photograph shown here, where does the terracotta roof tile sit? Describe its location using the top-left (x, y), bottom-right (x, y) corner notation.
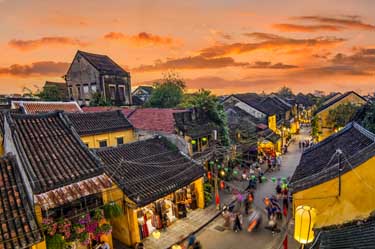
top-left (66, 110), bottom-right (133, 136)
top-left (0, 154), bottom-right (43, 249)
top-left (96, 137), bottom-right (204, 206)
top-left (11, 101), bottom-right (82, 114)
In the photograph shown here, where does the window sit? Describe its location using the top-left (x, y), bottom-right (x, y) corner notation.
top-left (84, 143), bottom-right (89, 147)
top-left (109, 85), bottom-right (116, 100)
top-left (77, 85), bottom-right (81, 99)
top-left (118, 86), bottom-right (125, 102)
top-left (83, 85), bottom-right (89, 98)
top-left (91, 84), bottom-right (97, 93)
top-left (99, 140), bottom-right (107, 148)
top-left (116, 137), bottom-right (124, 145)
top-left (68, 86), bottom-right (73, 98)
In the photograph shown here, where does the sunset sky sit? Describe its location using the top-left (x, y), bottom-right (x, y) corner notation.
top-left (0, 0), bottom-right (374, 95)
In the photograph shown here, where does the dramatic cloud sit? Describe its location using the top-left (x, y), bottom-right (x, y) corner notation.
top-left (9, 36), bottom-right (88, 51)
top-left (199, 32), bottom-right (345, 57)
top-left (209, 30), bottom-right (232, 40)
top-left (0, 61), bottom-right (69, 77)
top-left (272, 23), bottom-right (342, 32)
top-left (294, 16), bottom-right (375, 30)
top-left (248, 61), bottom-right (298, 69)
top-left (134, 56), bottom-right (248, 71)
top-left (104, 32), bottom-right (178, 46)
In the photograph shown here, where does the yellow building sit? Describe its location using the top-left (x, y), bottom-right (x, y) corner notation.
top-left (314, 91), bottom-right (367, 141)
top-left (96, 137), bottom-right (205, 247)
top-left (66, 110), bottom-right (136, 148)
top-left (290, 122), bottom-right (375, 229)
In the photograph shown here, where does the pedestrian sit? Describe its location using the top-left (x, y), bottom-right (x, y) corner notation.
top-left (233, 212), bottom-right (242, 232)
top-left (192, 241), bottom-right (202, 249)
top-left (299, 141), bottom-right (302, 150)
top-left (187, 234), bottom-right (196, 248)
top-left (302, 141), bottom-right (305, 150)
top-left (276, 156), bottom-right (282, 171)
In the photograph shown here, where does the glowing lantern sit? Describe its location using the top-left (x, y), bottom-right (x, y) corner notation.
top-left (264, 197), bottom-right (270, 206)
top-left (152, 230), bottom-right (161, 239)
top-left (209, 161), bottom-right (214, 166)
top-left (251, 175), bottom-right (256, 180)
top-left (261, 176), bottom-right (267, 182)
top-left (217, 164), bottom-right (222, 169)
top-left (220, 180), bottom-right (225, 189)
top-left (172, 245), bottom-right (182, 249)
top-left (233, 170), bottom-right (238, 176)
top-left (207, 171), bottom-right (212, 180)
top-left (294, 206), bottom-right (317, 244)
top-left (271, 177), bottom-right (276, 183)
top-left (202, 137), bottom-right (207, 142)
top-left (224, 167), bottom-right (229, 172)
top-left (191, 140), bottom-right (196, 145)
top-left (220, 170), bottom-right (225, 177)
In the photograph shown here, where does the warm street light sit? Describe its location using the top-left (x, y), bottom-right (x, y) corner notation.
top-left (294, 205), bottom-right (317, 245)
top-left (172, 245), bottom-right (182, 249)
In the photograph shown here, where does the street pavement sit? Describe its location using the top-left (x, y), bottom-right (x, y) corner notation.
top-left (195, 128), bottom-right (311, 249)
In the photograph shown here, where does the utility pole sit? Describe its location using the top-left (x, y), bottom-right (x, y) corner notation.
top-left (337, 149), bottom-right (342, 196)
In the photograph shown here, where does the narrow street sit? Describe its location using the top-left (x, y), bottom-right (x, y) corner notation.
top-left (195, 128), bottom-right (311, 249)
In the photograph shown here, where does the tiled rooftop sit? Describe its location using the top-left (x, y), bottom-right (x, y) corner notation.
top-left (8, 111), bottom-right (104, 194)
top-left (11, 101), bottom-right (82, 114)
top-left (96, 137), bottom-right (204, 206)
top-left (0, 154), bottom-right (43, 249)
top-left (290, 122), bottom-right (375, 193)
top-left (66, 110), bottom-right (133, 136)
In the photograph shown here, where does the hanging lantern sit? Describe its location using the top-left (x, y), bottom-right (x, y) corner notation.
top-left (264, 197), bottom-right (270, 206)
top-left (233, 170), bottom-right (238, 176)
top-left (191, 140), bottom-right (197, 145)
top-left (271, 177), bottom-right (276, 183)
top-left (220, 180), bottom-right (225, 189)
top-left (202, 137), bottom-right (207, 142)
top-left (209, 161), bottom-right (214, 166)
top-left (207, 171), bottom-right (212, 180)
top-left (261, 176), bottom-right (267, 182)
top-left (281, 177), bottom-right (287, 183)
top-left (224, 167), bottom-right (229, 172)
top-left (251, 175), bottom-right (256, 180)
top-left (152, 230), bottom-right (161, 239)
top-left (220, 170), bottom-right (225, 177)
top-left (217, 164), bottom-right (222, 169)
top-left (294, 206), bottom-right (317, 244)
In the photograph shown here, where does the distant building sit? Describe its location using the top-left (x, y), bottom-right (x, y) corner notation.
top-left (11, 100), bottom-right (82, 114)
top-left (65, 50), bottom-right (132, 106)
top-left (132, 85), bottom-right (153, 105)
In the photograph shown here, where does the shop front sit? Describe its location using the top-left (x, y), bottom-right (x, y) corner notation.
top-left (137, 183), bottom-right (200, 240)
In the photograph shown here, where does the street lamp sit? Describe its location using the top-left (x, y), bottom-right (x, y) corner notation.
top-left (294, 205), bottom-right (317, 247)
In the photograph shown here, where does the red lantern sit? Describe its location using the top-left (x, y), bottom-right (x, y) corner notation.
top-left (220, 180), bottom-right (225, 190)
top-left (207, 171), bottom-right (212, 180)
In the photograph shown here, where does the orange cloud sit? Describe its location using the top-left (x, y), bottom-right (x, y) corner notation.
top-left (199, 32), bottom-right (345, 57)
top-left (294, 16), bottom-right (375, 30)
top-left (248, 61), bottom-right (298, 69)
top-left (9, 36), bottom-right (88, 51)
top-left (272, 23), bottom-right (342, 32)
top-left (104, 32), bottom-right (178, 47)
top-left (0, 61), bottom-right (69, 77)
top-left (133, 56), bottom-right (248, 72)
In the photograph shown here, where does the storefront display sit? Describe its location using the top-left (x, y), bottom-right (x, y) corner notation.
top-left (136, 184), bottom-right (198, 240)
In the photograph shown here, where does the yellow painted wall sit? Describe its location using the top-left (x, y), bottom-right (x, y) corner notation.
top-left (81, 129), bottom-right (135, 149)
top-left (293, 156), bottom-right (375, 228)
top-left (102, 185), bottom-right (140, 246)
top-left (316, 93), bottom-right (366, 140)
top-left (0, 136), bottom-right (4, 156)
top-left (32, 205), bottom-right (47, 249)
top-left (268, 115), bottom-right (277, 132)
top-left (194, 177), bottom-right (205, 208)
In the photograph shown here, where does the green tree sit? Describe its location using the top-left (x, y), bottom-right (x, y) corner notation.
top-left (146, 72), bottom-right (185, 108)
top-left (89, 92), bottom-right (111, 106)
top-left (180, 89), bottom-right (230, 145)
top-left (37, 85), bottom-right (62, 101)
top-left (359, 102), bottom-right (375, 133)
top-left (328, 102), bottom-right (361, 129)
top-left (277, 86), bottom-right (294, 99)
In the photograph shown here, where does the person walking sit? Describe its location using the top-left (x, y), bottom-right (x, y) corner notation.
top-left (233, 212), bottom-right (242, 232)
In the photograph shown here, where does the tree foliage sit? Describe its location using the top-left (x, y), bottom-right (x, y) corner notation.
top-left (146, 72), bottom-right (185, 108)
top-left (180, 89), bottom-right (230, 145)
top-left (358, 102), bottom-right (375, 133)
top-left (327, 102), bottom-right (361, 129)
top-left (89, 92), bottom-right (111, 106)
top-left (37, 85), bottom-right (62, 101)
top-left (277, 86), bottom-right (294, 99)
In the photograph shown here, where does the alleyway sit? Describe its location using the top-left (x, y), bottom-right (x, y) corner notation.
top-left (195, 128), bottom-right (311, 249)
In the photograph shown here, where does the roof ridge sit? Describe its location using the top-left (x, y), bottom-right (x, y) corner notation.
top-left (96, 136), bottom-right (161, 152)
